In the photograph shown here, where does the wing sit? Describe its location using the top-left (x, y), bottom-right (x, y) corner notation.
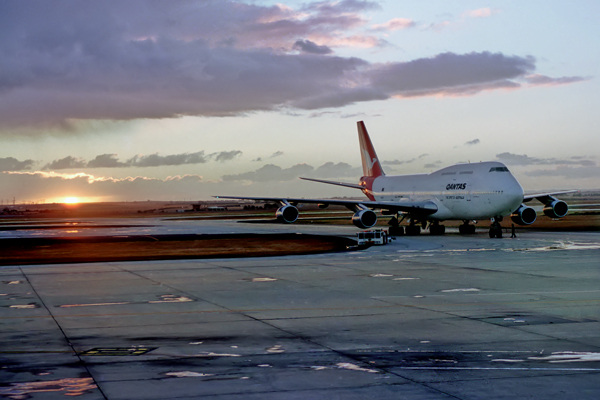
top-left (214, 195), bottom-right (438, 215)
top-left (523, 190), bottom-right (578, 203)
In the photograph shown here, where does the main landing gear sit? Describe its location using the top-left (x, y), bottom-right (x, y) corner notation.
top-left (458, 221), bottom-right (476, 234)
top-left (489, 217), bottom-right (503, 239)
top-left (405, 220), bottom-right (421, 236)
top-left (429, 221), bottom-right (446, 235)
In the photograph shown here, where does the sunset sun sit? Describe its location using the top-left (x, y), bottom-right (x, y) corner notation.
top-left (63, 197), bottom-right (80, 204)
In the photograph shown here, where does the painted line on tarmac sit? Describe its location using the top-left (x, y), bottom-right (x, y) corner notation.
top-left (395, 366), bottom-right (600, 371)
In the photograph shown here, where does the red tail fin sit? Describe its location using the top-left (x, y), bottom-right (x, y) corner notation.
top-left (357, 121), bottom-right (385, 177)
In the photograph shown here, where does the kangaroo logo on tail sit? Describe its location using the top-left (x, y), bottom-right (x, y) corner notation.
top-left (357, 121), bottom-right (385, 177)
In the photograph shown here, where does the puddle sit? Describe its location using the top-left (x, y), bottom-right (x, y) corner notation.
top-left (393, 277), bottom-right (419, 281)
top-left (58, 294), bottom-right (193, 308)
top-left (528, 352), bottom-right (600, 363)
top-left (336, 363), bottom-right (378, 373)
top-left (9, 303), bottom-right (39, 309)
top-left (441, 288), bottom-right (480, 293)
top-left (166, 371), bottom-right (215, 378)
top-left (370, 274), bottom-right (393, 278)
top-left (149, 295), bottom-right (193, 304)
top-left (251, 277), bottom-right (278, 282)
top-left (197, 352), bottom-right (241, 357)
top-left (0, 377), bottom-right (96, 399)
top-left (506, 241), bottom-right (600, 252)
top-left (3, 281), bottom-right (22, 285)
top-left (266, 345), bottom-right (285, 354)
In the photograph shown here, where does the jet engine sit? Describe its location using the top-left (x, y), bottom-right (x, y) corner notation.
top-left (276, 205), bottom-right (299, 223)
top-left (543, 198), bottom-right (568, 218)
top-left (352, 209), bottom-right (377, 229)
top-left (511, 204), bottom-right (537, 225)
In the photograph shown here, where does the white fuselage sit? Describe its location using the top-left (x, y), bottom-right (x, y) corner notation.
top-left (366, 162), bottom-right (524, 220)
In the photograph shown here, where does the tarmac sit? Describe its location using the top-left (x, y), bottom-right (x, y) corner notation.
top-left (1, 218), bottom-right (600, 399)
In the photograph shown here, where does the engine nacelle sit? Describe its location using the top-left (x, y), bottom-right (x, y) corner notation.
top-left (511, 204), bottom-right (537, 225)
top-left (276, 205), bottom-right (299, 223)
top-left (317, 203), bottom-right (329, 209)
top-left (352, 209), bottom-right (377, 229)
top-left (543, 199), bottom-right (568, 218)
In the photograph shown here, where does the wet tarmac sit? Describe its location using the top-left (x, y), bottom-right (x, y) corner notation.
top-left (1, 219), bottom-right (599, 399)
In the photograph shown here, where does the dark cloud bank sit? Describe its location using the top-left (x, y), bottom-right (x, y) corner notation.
top-left (43, 151), bottom-right (241, 170)
top-left (0, 0), bottom-right (587, 131)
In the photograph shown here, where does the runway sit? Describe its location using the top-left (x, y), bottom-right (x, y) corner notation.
top-left (1, 219), bottom-right (599, 399)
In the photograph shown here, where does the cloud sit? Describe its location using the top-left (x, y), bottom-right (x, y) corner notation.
top-left (86, 154), bottom-right (129, 168)
top-left (313, 162), bottom-right (360, 178)
top-left (383, 153), bottom-right (428, 166)
top-left (424, 161), bottom-right (442, 169)
top-left (213, 150), bottom-right (242, 163)
top-left (465, 139), bottom-right (480, 146)
top-left (43, 156), bottom-right (87, 170)
top-left (222, 163), bottom-right (314, 182)
top-left (496, 152), bottom-right (596, 167)
top-left (128, 152), bottom-right (212, 167)
top-left (525, 74), bottom-right (589, 87)
top-left (0, 1), bottom-right (586, 132)
top-left (0, 157), bottom-right (35, 172)
top-left (464, 8), bottom-right (495, 18)
top-left (270, 151), bottom-right (285, 158)
top-left (43, 150), bottom-right (241, 170)
top-left (222, 161), bottom-right (360, 182)
top-left (293, 40), bottom-right (333, 55)
top-left (1, 171), bottom-right (210, 202)
top-left (526, 165), bottom-right (600, 180)
top-left (371, 18), bottom-right (415, 32)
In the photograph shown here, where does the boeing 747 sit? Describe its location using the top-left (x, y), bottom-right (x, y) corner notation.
top-left (216, 121), bottom-right (574, 238)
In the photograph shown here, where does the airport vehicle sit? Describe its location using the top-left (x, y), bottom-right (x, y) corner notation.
top-left (357, 229), bottom-right (389, 245)
top-left (216, 121), bottom-right (574, 238)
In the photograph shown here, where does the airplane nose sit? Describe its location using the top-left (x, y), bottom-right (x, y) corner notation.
top-left (506, 178), bottom-right (525, 210)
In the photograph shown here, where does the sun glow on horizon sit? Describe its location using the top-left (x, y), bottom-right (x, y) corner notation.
top-left (63, 197), bottom-right (80, 204)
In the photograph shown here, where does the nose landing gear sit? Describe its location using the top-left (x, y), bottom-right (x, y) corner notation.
top-left (489, 217), bottom-right (503, 238)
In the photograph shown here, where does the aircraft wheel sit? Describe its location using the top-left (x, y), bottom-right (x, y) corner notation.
top-left (406, 225), bottom-right (420, 236)
top-left (389, 226), bottom-right (404, 236)
top-left (430, 224), bottom-right (445, 235)
top-left (460, 224), bottom-right (476, 234)
top-left (489, 226), bottom-right (502, 238)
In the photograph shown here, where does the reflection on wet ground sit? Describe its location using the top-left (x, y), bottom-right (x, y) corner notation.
top-left (0, 377), bottom-right (96, 399)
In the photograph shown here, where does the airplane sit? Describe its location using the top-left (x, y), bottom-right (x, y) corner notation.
top-left (216, 121), bottom-right (575, 238)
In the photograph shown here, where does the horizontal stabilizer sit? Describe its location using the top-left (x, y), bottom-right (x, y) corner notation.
top-left (299, 177), bottom-right (364, 190)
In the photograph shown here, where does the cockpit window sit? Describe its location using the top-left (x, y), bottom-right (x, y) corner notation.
top-left (489, 167), bottom-right (509, 172)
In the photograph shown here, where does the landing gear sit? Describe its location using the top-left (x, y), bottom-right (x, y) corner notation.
top-left (387, 216), bottom-right (404, 236)
top-left (489, 217), bottom-right (503, 239)
top-left (389, 225), bottom-right (404, 236)
top-left (405, 220), bottom-right (421, 236)
top-left (458, 221), bottom-right (476, 234)
top-left (429, 221), bottom-right (446, 235)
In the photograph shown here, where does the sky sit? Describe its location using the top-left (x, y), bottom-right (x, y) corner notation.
top-left (1, 0), bottom-right (598, 204)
